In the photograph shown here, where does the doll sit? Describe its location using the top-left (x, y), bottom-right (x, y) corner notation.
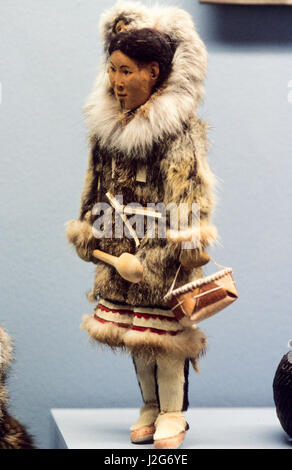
top-left (0, 325), bottom-right (34, 449)
top-left (67, 1), bottom-right (217, 449)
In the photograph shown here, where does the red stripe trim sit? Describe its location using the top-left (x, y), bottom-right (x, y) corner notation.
top-left (98, 304), bottom-right (177, 323)
top-left (94, 314), bottom-right (130, 329)
top-left (98, 304), bottom-right (133, 316)
top-left (93, 315), bottom-right (179, 336)
top-left (134, 312), bottom-right (177, 323)
top-left (131, 326), bottom-right (179, 336)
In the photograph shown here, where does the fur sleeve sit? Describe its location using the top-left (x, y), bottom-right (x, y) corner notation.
top-left (164, 119), bottom-right (217, 242)
top-left (66, 149), bottom-right (100, 263)
top-left (135, 119), bottom-right (217, 273)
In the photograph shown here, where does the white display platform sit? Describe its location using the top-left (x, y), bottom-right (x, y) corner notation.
top-left (51, 408), bottom-right (292, 449)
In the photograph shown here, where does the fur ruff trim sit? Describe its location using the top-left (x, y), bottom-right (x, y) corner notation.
top-left (66, 219), bottom-right (95, 250)
top-left (84, 1), bottom-right (207, 159)
top-left (81, 313), bottom-right (206, 362)
top-left (199, 224), bottom-right (218, 248)
top-left (124, 327), bottom-right (206, 362)
top-left (81, 314), bottom-right (126, 350)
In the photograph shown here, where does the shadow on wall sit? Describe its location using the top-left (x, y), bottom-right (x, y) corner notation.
top-left (202, 4), bottom-right (292, 44)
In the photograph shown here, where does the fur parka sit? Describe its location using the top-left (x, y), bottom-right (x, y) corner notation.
top-left (0, 326), bottom-right (34, 449)
top-left (66, 1), bottom-right (217, 362)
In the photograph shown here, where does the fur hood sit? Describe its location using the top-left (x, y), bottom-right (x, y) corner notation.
top-left (84, 1), bottom-right (207, 160)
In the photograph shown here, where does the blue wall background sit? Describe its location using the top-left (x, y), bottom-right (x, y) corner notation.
top-left (0, 0), bottom-right (291, 449)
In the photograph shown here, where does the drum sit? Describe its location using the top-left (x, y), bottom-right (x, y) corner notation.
top-left (164, 268), bottom-right (238, 327)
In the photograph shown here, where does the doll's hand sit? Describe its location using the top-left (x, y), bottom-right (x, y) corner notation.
top-left (76, 246), bottom-right (98, 264)
top-left (179, 248), bottom-right (210, 271)
top-left (92, 249), bottom-right (143, 282)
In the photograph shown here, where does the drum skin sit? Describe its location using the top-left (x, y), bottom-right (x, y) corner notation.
top-left (273, 353), bottom-right (292, 438)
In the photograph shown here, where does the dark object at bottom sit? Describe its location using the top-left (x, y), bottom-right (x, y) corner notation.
top-left (273, 353), bottom-right (292, 438)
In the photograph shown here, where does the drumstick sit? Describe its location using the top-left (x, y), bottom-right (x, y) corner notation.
top-left (92, 249), bottom-right (143, 283)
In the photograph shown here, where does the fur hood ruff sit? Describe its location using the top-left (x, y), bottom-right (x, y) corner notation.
top-left (84, 1), bottom-right (207, 160)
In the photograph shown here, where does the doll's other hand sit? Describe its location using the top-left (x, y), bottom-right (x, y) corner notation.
top-left (179, 248), bottom-right (210, 271)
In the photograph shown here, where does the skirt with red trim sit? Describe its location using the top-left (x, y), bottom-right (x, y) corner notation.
top-left (81, 298), bottom-right (206, 361)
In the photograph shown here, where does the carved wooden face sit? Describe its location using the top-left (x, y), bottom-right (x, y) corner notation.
top-left (108, 50), bottom-right (159, 111)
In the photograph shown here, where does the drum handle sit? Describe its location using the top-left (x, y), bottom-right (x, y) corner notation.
top-left (166, 264), bottom-right (182, 297)
top-left (209, 257), bottom-right (227, 270)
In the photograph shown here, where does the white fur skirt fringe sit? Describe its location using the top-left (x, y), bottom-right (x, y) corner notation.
top-left (81, 298), bottom-right (206, 363)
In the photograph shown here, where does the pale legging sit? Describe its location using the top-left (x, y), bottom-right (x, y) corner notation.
top-left (132, 353), bottom-right (189, 413)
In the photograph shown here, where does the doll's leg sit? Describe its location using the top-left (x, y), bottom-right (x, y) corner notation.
top-left (153, 355), bottom-right (190, 449)
top-left (130, 353), bottom-right (160, 444)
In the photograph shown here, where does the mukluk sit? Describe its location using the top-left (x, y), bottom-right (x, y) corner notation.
top-left (81, 298), bottom-right (206, 363)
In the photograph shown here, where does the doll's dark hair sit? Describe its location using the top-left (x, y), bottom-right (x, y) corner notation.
top-left (108, 28), bottom-right (176, 90)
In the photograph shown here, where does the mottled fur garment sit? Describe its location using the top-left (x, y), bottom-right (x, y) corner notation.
top-left (0, 326), bottom-right (34, 449)
top-left (66, 2), bottom-right (217, 362)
